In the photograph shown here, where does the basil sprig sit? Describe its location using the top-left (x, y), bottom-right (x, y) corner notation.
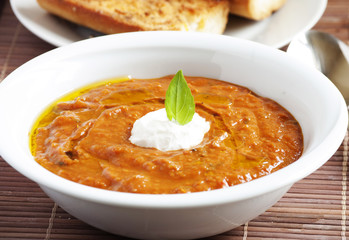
top-left (165, 70), bottom-right (195, 125)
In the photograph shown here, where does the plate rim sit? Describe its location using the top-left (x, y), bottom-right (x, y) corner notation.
top-left (10, 0), bottom-right (327, 48)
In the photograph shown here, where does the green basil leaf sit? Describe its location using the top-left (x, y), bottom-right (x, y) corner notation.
top-left (165, 70), bottom-right (195, 125)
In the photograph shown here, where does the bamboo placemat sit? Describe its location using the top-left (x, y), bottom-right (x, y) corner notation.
top-left (1, 0), bottom-right (349, 239)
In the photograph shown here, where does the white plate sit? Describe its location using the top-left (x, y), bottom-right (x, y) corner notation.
top-left (10, 0), bottom-right (327, 48)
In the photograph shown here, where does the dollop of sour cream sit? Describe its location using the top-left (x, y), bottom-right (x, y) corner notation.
top-left (129, 108), bottom-right (210, 151)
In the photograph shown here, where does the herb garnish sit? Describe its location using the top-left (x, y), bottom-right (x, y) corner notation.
top-left (165, 70), bottom-right (195, 125)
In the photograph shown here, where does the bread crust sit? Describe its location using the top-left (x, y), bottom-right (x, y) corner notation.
top-left (37, 0), bottom-right (229, 34)
top-left (228, 0), bottom-right (286, 20)
top-left (37, 0), bottom-right (142, 34)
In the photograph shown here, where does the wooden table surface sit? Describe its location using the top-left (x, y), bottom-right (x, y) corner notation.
top-left (0, 0), bottom-right (349, 239)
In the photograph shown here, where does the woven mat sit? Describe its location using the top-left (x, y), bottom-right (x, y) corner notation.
top-left (1, 0), bottom-right (349, 239)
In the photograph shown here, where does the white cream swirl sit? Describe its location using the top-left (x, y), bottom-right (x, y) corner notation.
top-left (129, 108), bottom-right (210, 151)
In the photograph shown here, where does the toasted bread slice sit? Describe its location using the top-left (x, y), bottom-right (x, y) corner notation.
top-left (228, 0), bottom-right (286, 20)
top-left (37, 0), bottom-right (230, 34)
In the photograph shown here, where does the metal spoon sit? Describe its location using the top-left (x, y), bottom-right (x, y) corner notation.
top-left (287, 30), bottom-right (349, 104)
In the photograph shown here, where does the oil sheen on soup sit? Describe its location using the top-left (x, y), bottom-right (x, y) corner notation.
top-left (31, 76), bottom-right (303, 194)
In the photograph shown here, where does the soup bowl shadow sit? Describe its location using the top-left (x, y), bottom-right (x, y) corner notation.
top-left (0, 31), bottom-right (347, 240)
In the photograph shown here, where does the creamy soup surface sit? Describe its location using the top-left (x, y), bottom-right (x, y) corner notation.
top-left (31, 76), bottom-right (303, 194)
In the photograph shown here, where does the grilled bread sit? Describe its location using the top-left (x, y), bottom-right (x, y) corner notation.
top-left (37, 0), bottom-right (230, 34)
top-left (228, 0), bottom-right (286, 20)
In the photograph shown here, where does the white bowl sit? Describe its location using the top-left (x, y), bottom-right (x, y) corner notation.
top-left (0, 32), bottom-right (347, 240)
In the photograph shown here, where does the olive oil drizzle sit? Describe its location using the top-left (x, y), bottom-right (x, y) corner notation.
top-left (29, 76), bottom-right (130, 155)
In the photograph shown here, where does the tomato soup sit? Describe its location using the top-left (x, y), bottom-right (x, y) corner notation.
top-left (31, 76), bottom-right (303, 194)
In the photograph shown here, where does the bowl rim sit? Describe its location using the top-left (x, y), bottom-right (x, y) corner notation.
top-left (0, 31), bottom-right (347, 209)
